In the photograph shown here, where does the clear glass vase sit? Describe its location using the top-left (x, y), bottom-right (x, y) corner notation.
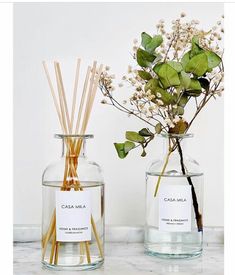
top-left (145, 133), bottom-right (203, 259)
top-left (42, 134), bottom-right (104, 270)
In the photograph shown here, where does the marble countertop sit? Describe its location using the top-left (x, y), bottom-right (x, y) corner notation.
top-left (14, 242), bottom-right (223, 275)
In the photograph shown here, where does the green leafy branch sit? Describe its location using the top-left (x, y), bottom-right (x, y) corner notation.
top-left (99, 16), bottom-right (224, 159)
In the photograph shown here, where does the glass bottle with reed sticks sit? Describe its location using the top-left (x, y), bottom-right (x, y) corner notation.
top-left (42, 134), bottom-right (104, 270)
top-left (145, 133), bottom-right (203, 259)
top-left (42, 59), bottom-right (104, 270)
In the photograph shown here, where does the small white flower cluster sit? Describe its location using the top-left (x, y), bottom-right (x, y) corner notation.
top-left (99, 66), bottom-right (117, 103)
top-left (165, 118), bottom-right (175, 128)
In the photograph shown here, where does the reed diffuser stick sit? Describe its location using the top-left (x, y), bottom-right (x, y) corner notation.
top-left (71, 58), bottom-right (81, 133)
top-left (55, 62), bottom-right (72, 133)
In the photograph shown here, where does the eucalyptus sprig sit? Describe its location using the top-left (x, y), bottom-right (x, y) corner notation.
top-left (99, 13), bottom-right (224, 158)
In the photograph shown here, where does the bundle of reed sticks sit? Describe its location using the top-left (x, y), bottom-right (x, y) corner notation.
top-left (42, 59), bottom-right (103, 265)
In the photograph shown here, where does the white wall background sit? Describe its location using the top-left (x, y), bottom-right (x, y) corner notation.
top-left (14, 2), bottom-right (224, 227)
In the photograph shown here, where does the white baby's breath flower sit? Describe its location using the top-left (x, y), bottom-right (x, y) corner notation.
top-left (118, 83), bottom-right (123, 88)
top-left (101, 99), bottom-right (107, 104)
top-left (148, 95), bottom-right (155, 100)
top-left (191, 19), bottom-right (199, 25)
top-left (166, 34), bottom-right (171, 40)
top-left (216, 86), bottom-right (224, 97)
top-left (133, 46), bottom-right (138, 51)
top-left (133, 38), bottom-right (138, 44)
top-left (156, 92), bottom-right (162, 98)
top-left (180, 12), bottom-right (186, 18)
top-left (165, 118), bottom-right (175, 128)
top-left (138, 103), bottom-right (144, 110)
top-left (146, 89), bottom-right (152, 96)
top-left (173, 115), bottom-right (181, 123)
top-left (105, 66), bottom-right (110, 71)
top-left (131, 78), bottom-right (137, 85)
top-left (128, 65), bottom-right (132, 73)
top-left (156, 99), bottom-right (164, 106)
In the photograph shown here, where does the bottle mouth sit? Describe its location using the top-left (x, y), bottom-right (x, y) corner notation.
top-left (159, 133), bottom-right (194, 139)
top-left (54, 134), bottom-right (94, 139)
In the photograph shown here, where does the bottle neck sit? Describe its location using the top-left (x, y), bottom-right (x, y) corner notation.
top-left (161, 134), bottom-right (191, 157)
top-left (61, 138), bottom-right (87, 158)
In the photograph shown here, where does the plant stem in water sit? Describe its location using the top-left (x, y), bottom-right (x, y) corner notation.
top-left (176, 139), bottom-right (203, 232)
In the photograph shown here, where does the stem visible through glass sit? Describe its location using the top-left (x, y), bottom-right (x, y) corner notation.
top-left (176, 139), bottom-right (203, 232)
top-left (154, 137), bottom-right (203, 232)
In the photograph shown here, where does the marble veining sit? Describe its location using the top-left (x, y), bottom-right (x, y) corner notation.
top-left (14, 242), bottom-right (223, 275)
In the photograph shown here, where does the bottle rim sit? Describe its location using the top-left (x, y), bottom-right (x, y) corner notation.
top-left (54, 134), bottom-right (94, 139)
top-left (159, 132), bottom-right (194, 139)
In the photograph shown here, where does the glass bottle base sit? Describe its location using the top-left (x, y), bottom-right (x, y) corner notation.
top-left (42, 258), bottom-right (104, 271)
top-left (145, 245), bottom-right (202, 259)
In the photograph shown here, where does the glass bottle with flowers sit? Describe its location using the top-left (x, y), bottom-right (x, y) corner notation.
top-left (99, 13), bottom-right (224, 258)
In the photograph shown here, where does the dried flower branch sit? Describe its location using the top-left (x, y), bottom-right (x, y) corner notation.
top-left (99, 13), bottom-right (224, 158)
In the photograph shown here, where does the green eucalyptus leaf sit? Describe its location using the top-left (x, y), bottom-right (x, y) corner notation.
top-left (124, 141), bottom-right (135, 154)
top-left (205, 51), bottom-right (222, 69)
top-left (190, 36), bottom-right (204, 57)
top-left (177, 106), bottom-right (184, 115)
top-left (178, 94), bottom-right (189, 107)
top-left (153, 63), bottom-right (163, 74)
top-left (181, 51), bottom-right (190, 69)
top-left (145, 78), bottom-right (159, 92)
top-left (185, 90), bottom-right (202, 97)
top-left (157, 63), bottom-right (180, 88)
top-left (145, 78), bottom-right (174, 105)
top-left (188, 79), bottom-right (202, 90)
top-left (172, 106), bottom-right (184, 115)
top-left (114, 143), bottom-right (127, 159)
top-left (155, 123), bottom-right (162, 134)
top-left (138, 70), bottom-right (152, 80)
top-left (185, 79), bottom-right (202, 97)
top-left (180, 71), bottom-right (191, 89)
top-left (137, 48), bottom-right (156, 67)
top-left (126, 131), bottom-right (145, 143)
top-left (146, 35), bottom-right (163, 53)
top-left (185, 52), bottom-right (208, 76)
top-left (139, 128), bottom-right (153, 137)
top-left (167, 61), bottom-right (183, 72)
top-left (207, 68), bottom-right (213, 73)
top-left (141, 32), bottom-right (152, 49)
top-left (158, 90), bottom-right (175, 105)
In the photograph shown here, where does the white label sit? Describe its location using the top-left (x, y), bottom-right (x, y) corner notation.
top-left (56, 191), bottom-right (91, 242)
top-left (158, 185), bottom-right (192, 232)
